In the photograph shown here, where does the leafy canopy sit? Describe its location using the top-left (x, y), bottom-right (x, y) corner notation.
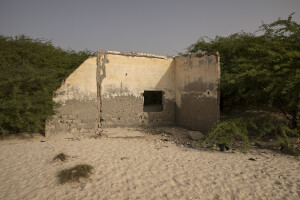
top-left (187, 13), bottom-right (299, 128)
top-left (187, 14), bottom-right (299, 153)
top-left (0, 35), bottom-right (92, 135)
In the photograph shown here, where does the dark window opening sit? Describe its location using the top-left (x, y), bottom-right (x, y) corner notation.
top-left (143, 91), bottom-right (163, 112)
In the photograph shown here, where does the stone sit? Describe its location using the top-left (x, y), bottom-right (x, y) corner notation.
top-left (82, 122), bottom-right (96, 129)
top-left (188, 131), bottom-right (204, 141)
top-left (70, 128), bottom-right (78, 133)
top-left (80, 128), bottom-right (93, 134)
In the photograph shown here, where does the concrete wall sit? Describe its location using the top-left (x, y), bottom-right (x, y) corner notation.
top-left (45, 57), bottom-right (98, 136)
top-left (45, 50), bottom-right (220, 136)
top-left (97, 51), bottom-right (175, 127)
top-left (174, 52), bottom-right (220, 133)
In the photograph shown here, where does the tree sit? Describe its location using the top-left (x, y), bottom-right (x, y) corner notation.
top-left (0, 35), bottom-right (92, 135)
top-left (187, 14), bottom-right (299, 153)
top-left (187, 13), bottom-right (299, 129)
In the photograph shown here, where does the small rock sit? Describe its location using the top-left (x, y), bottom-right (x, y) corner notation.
top-left (274, 181), bottom-right (281, 185)
top-left (248, 158), bottom-right (256, 161)
top-left (186, 145), bottom-right (195, 149)
top-left (188, 131), bottom-right (204, 141)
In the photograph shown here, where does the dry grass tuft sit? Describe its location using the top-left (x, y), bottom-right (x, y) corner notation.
top-left (53, 153), bottom-right (69, 162)
top-left (57, 164), bottom-right (94, 184)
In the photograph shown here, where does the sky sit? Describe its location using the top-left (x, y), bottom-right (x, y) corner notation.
top-left (0, 0), bottom-right (299, 56)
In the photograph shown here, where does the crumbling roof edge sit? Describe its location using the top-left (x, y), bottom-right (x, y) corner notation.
top-left (174, 51), bottom-right (219, 58)
top-left (97, 50), bottom-right (174, 60)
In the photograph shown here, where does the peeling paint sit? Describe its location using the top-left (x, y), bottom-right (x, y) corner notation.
top-left (46, 50), bottom-right (220, 136)
top-left (174, 53), bottom-right (220, 132)
top-left (53, 57), bottom-right (97, 103)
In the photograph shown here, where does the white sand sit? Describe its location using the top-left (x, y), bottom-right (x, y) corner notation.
top-left (0, 128), bottom-right (299, 200)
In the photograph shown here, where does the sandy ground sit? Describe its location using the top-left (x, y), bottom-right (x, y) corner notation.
top-left (0, 128), bottom-right (299, 200)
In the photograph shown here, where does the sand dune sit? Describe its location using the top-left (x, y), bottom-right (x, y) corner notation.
top-left (0, 128), bottom-right (299, 200)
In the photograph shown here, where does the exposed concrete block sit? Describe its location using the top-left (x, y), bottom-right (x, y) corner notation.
top-left (72, 119), bottom-right (81, 125)
top-left (70, 128), bottom-right (78, 134)
top-left (105, 121), bottom-right (114, 126)
top-left (102, 129), bottom-right (145, 138)
top-left (80, 119), bottom-right (94, 123)
top-left (80, 128), bottom-right (93, 134)
top-left (67, 114), bottom-right (78, 120)
top-left (111, 117), bottom-right (118, 122)
top-left (57, 125), bottom-right (70, 132)
top-left (82, 122), bottom-right (96, 129)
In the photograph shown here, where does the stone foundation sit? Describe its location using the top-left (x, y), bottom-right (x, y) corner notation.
top-left (46, 100), bottom-right (97, 136)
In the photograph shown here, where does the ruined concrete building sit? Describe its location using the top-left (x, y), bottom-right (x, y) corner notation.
top-left (46, 50), bottom-right (220, 136)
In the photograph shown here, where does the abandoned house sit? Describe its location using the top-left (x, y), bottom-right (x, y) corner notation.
top-left (45, 50), bottom-right (220, 136)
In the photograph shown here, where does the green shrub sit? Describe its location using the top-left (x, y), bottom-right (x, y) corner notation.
top-left (57, 164), bottom-right (94, 184)
top-left (200, 117), bottom-right (250, 152)
top-left (53, 153), bottom-right (69, 162)
top-left (200, 113), bottom-right (299, 154)
top-left (188, 14), bottom-right (299, 155)
top-left (187, 14), bottom-right (299, 129)
top-left (0, 35), bottom-right (93, 135)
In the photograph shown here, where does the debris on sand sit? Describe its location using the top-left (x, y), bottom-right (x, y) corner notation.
top-left (57, 164), bottom-right (94, 184)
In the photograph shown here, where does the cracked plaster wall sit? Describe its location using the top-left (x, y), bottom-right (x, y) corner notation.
top-left (174, 52), bottom-right (220, 132)
top-left (98, 51), bottom-right (175, 127)
top-left (45, 50), bottom-right (220, 136)
top-left (45, 57), bottom-right (98, 136)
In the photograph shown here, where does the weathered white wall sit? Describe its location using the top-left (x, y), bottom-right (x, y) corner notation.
top-left (46, 57), bottom-right (98, 136)
top-left (101, 53), bottom-right (174, 99)
top-left (175, 52), bottom-right (220, 132)
top-left (98, 51), bottom-right (175, 126)
top-left (46, 51), bottom-right (220, 136)
top-left (54, 57), bottom-right (97, 103)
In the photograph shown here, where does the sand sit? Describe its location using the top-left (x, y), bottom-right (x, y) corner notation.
top-left (0, 128), bottom-right (299, 200)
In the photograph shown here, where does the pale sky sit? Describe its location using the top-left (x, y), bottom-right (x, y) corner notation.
top-left (0, 0), bottom-right (299, 56)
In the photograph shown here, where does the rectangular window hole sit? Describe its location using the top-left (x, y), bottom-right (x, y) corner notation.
top-left (143, 91), bottom-right (163, 112)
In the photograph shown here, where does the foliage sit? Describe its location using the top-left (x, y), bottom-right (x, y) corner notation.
top-left (188, 14), bottom-right (299, 128)
top-left (57, 164), bottom-right (94, 184)
top-left (53, 153), bottom-right (69, 162)
top-left (200, 113), bottom-right (298, 154)
top-left (199, 116), bottom-right (250, 152)
top-left (0, 35), bottom-right (92, 135)
top-left (187, 14), bottom-right (300, 153)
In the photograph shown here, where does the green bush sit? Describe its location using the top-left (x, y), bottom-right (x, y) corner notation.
top-left (200, 113), bottom-right (298, 153)
top-left (200, 116), bottom-right (250, 152)
top-left (188, 14), bottom-right (299, 128)
top-left (0, 35), bottom-right (92, 135)
top-left (188, 14), bottom-right (299, 154)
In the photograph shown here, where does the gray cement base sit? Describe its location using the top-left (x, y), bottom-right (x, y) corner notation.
top-left (45, 99), bottom-right (97, 137)
top-left (101, 96), bottom-right (175, 127)
top-left (101, 128), bottom-right (146, 138)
